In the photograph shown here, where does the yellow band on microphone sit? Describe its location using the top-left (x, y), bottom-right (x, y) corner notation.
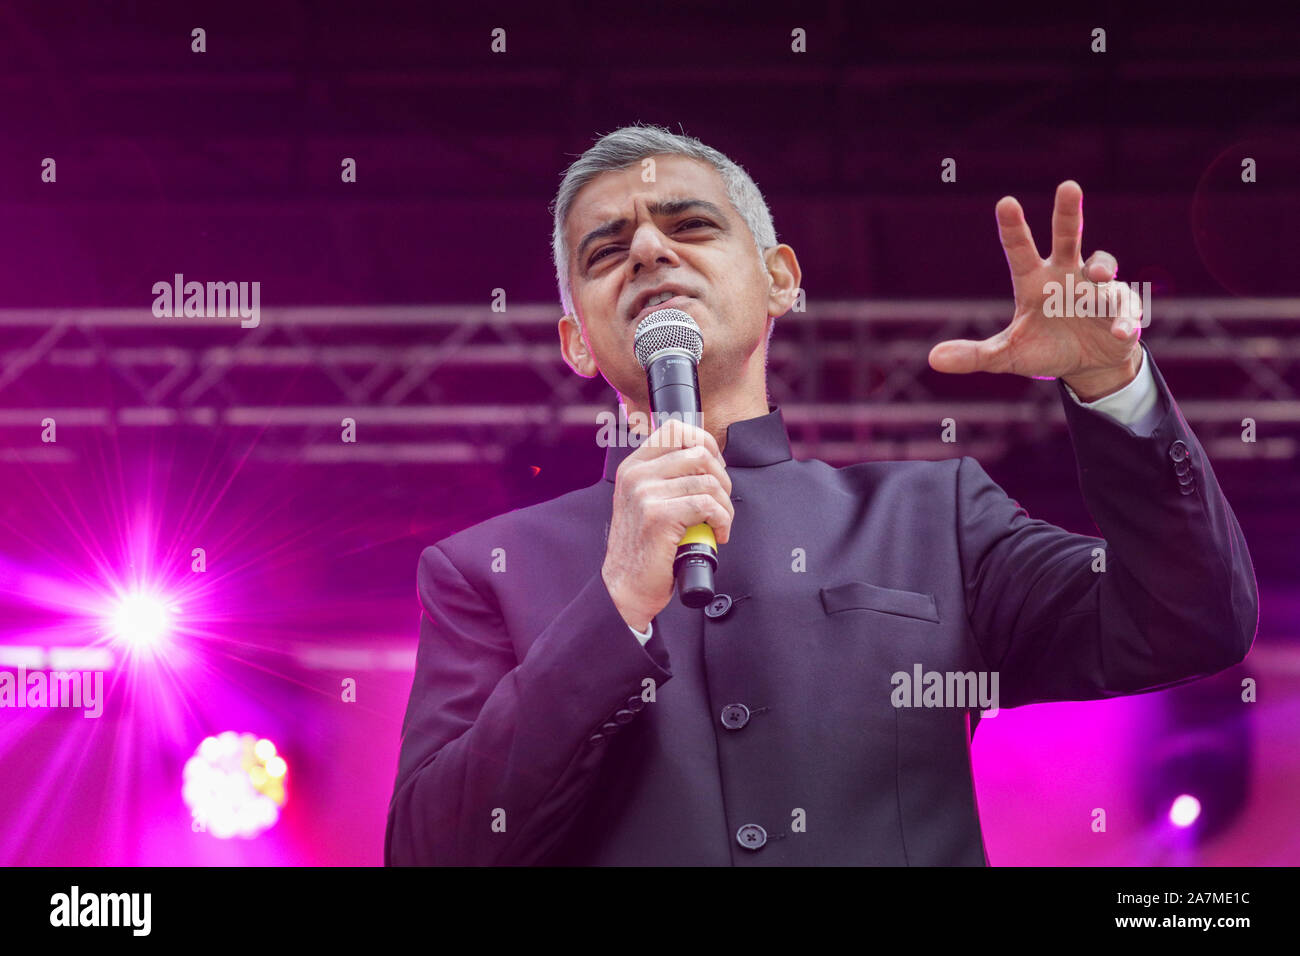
top-left (678, 522), bottom-right (717, 550)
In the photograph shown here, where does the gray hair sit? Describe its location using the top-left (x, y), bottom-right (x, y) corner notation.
top-left (550, 124), bottom-right (778, 317)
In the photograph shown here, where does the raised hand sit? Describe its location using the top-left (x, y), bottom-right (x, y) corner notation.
top-left (928, 180), bottom-right (1143, 401)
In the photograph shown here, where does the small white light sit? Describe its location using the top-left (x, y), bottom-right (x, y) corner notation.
top-left (1170, 794), bottom-right (1202, 828)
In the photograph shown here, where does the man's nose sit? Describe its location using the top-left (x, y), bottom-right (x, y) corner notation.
top-left (628, 224), bottom-right (678, 274)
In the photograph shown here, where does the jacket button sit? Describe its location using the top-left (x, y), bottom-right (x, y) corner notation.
top-left (1177, 472), bottom-right (1195, 487)
top-left (704, 593), bottom-right (733, 618)
top-left (1169, 439), bottom-right (1189, 462)
top-left (1179, 483), bottom-right (1197, 496)
top-left (720, 703), bottom-right (751, 730)
top-left (1175, 460), bottom-right (1191, 476)
top-left (612, 708), bottom-right (636, 724)
top-left (599, 721), bottom-right (620, 735)
top-left (625, 695), bottom-right (646, 712)
top-left (587, 733), bottom-right (606, 745)
top-left (736, 824), bottom-right (767, 850)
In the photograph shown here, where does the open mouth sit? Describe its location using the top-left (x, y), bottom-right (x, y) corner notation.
top-left (631, 291), bottom-right (693, 325)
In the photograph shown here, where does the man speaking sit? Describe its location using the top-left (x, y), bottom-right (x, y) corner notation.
top-left (384, 125), bottom-right (1257, 866)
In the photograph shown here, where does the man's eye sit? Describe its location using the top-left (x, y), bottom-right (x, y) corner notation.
top-left (589, 221), bottom-right (710, 267)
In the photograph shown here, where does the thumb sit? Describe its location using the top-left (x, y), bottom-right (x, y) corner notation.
top-left (928, 336), bottom-right (1007, 374)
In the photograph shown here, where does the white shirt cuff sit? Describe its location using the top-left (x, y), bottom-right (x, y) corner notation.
top-left (628, 621), bottom-right (653, 645)
top-left (1062, 346), bottom-right (1159, 431)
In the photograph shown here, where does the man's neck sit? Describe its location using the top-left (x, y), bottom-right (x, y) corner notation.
top-left (619, 391), bottom-right (770, 454)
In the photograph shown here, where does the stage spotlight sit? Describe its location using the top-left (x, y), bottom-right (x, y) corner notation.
top-left (1140, 673), bottom-right (1250, 846)
top-left (108, 591), bottom-right (174, 648)
top-left (183, 731), bottom-right (288, 839)
top-left (1169, 794), bottom-right (1202, 828)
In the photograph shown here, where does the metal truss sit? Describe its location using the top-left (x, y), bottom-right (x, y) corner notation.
top-left (2, 300), bottom-right (1298, 466)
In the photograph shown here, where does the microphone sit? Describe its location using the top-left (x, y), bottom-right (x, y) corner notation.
top-left (633, 308), bottom-right (716, 609)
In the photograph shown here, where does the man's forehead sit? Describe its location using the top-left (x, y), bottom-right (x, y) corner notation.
top-left (566, 155), bottom-right (728, 229)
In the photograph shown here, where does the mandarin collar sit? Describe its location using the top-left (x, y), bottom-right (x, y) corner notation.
top-left (602, 404), bottom-right (793, 482)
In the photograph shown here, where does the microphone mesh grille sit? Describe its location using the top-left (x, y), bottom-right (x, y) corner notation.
top-left (633, 308), bottom-right (704, 370)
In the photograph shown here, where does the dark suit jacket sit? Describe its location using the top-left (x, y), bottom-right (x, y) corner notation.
top-left (385, 345), bottom-right (1257, 865)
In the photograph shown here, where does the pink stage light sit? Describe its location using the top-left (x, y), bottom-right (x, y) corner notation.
top-left (1169, 794), bottom-right (1202, 828)
top-left (183, 731), bottom-right (288, 839)
top-left (107, 591), bottom-right (176, 649)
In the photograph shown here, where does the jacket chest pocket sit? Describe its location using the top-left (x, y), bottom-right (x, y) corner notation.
top-left (819, 581), bottom-right (940, 624)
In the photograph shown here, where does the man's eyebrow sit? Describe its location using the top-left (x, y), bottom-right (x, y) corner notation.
top-left (575, 198), bottom-right (729, 264)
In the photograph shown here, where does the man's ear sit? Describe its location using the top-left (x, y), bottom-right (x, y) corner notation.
top-left (558, 313), bottom-right (598, 378)
top-left (764, 244), bottom-right (802, 319)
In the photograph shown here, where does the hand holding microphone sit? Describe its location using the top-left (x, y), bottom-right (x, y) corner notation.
top-left (601, 309), bottom-right (729, 630)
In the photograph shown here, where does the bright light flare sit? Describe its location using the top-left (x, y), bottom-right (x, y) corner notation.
top-left (1169, 794), bottom-right (1202, 828)
top-left (107, 591), bottom-right (175, 648)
